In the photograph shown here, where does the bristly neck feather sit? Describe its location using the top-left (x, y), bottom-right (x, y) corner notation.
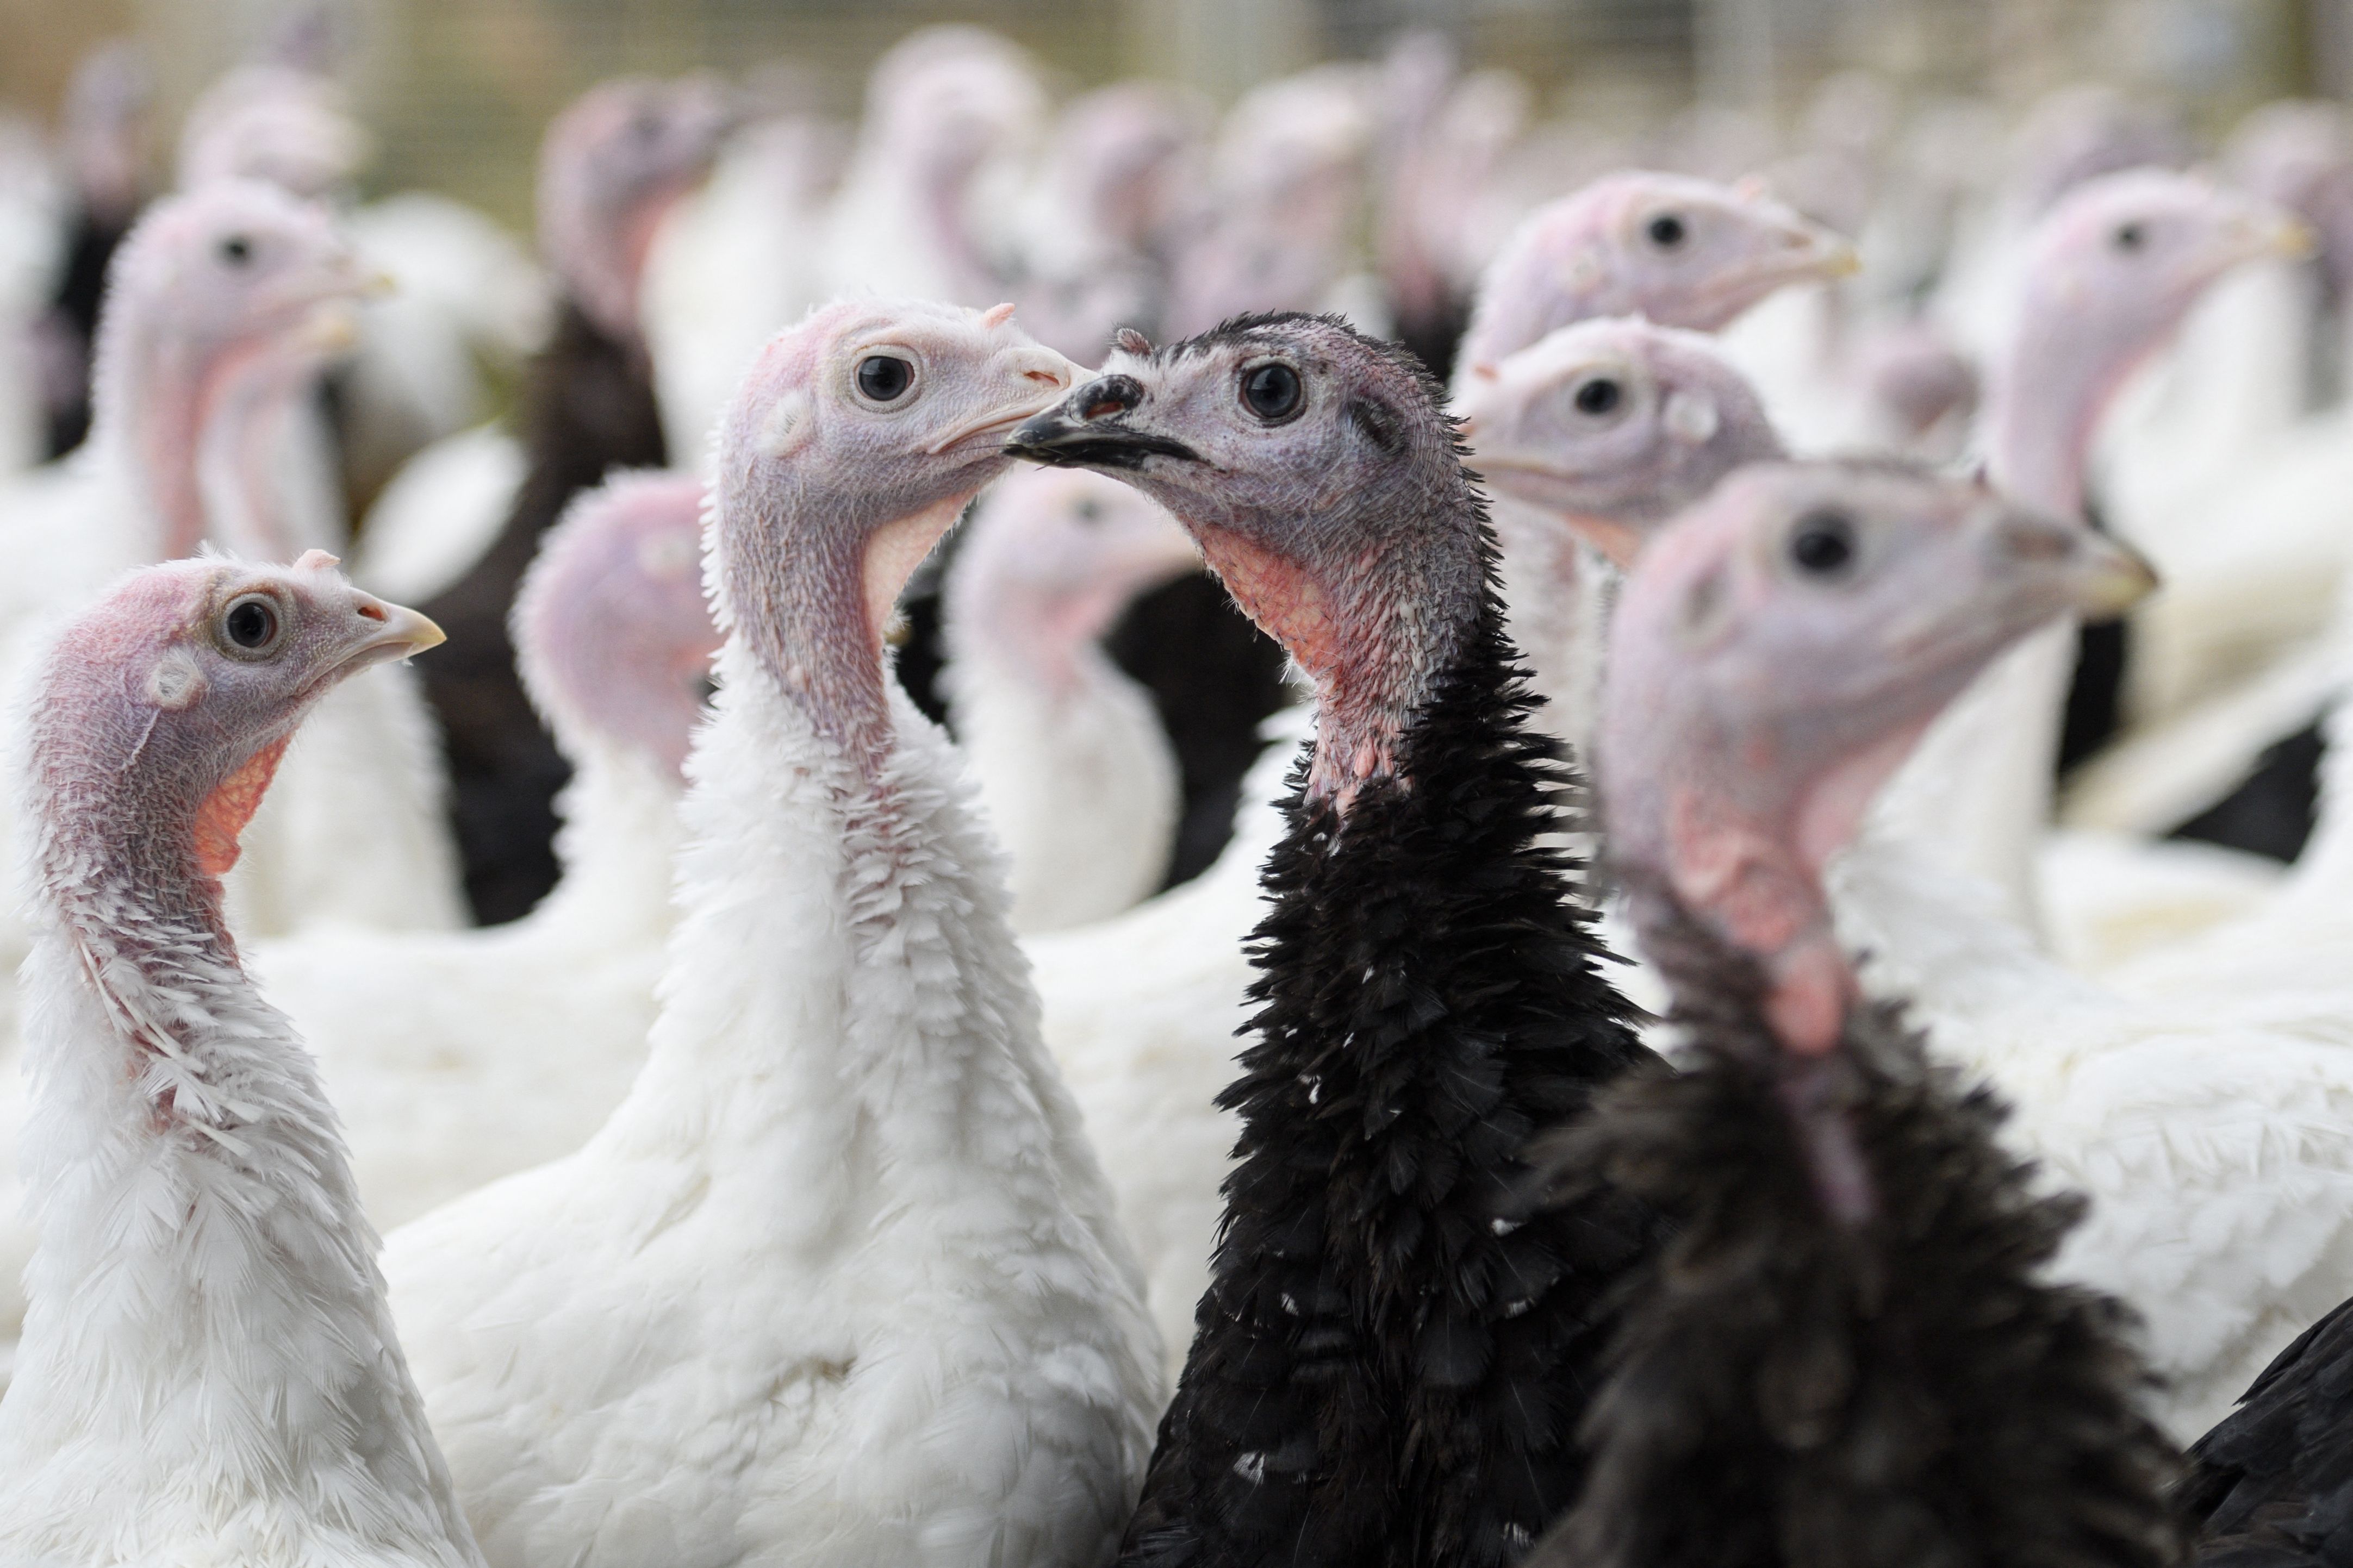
top-left (3, 746), bottom-right (475, 1561)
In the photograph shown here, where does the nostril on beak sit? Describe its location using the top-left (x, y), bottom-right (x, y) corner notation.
top-left (356, 601), bottom-right (387, 623)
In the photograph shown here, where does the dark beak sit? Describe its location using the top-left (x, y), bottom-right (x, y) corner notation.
top-left (1004, 374), bottom-right (1201, 471)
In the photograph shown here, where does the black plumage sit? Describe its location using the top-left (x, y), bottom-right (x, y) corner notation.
top-left (2181, 1296), bottom-right (2353, 1566)
top-left (418, 297), bottom-right (666, 924)
top-left (1101, 573), bottom-right (1293, 888)
top-left (1520, 907), bottom-right (2187, 1568)
top-left (41, 202), bottom-right (133, 458)
top-left (1119, 580), bottom-right (1662, 1568)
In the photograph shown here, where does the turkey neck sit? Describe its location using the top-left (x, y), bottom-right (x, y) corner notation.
top-left (92, 315), bottom-right (305, 561)
top-left (1192, 505), bottom-right (1481, 811)
top-left (10, 735), bottom-right (425, 1452)
top-left (1121, 546), bottom-right (1659, 1568)
top-left (1860, 289), bottom-right (2121, 933)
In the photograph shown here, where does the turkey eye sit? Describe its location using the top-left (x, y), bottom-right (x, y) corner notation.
top-left (2114, 222), bottom-right (2146, 252)
top-left (1074, 498), bottom-right (1103, 523)
top-left (1573, 377), bottom-right (1622, 416)
top-left (1646, 213), bottom-right (1686, 248)
top-left (220, 595), bottom-right (281, 654)
top-left (855, 354), bottom-right (914, 402)
top-left (1787, 510), bottom-right (1858, 578)
top-left (219, 234), bottom-right (253, 266)
top-left (1240, 361), bottom-right (1302, 421)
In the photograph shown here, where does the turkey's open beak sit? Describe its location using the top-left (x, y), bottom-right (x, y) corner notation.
top-left (1005, 374), bottom-right (1203, 471)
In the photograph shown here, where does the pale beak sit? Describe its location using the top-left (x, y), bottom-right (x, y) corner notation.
top-left (345, 594), bottom-right (446, 667)
top-left (2069, 533), bottom-right (2161, 617)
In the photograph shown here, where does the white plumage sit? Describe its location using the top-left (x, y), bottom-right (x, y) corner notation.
top-left (945, 465), bottom-right (1198, 934)
top-left (381, 300), bottom-right (1159, 1568)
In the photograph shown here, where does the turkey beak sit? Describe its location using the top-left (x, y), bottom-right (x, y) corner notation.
top-left (1995, 514), bottom-right (2159, 618)
top-left (1006, 374), bottom-right (1202, 471)
top-left (2066, 531), bottom-right (2160, 619)
top-left (341, 594), bottom-right (447, 671)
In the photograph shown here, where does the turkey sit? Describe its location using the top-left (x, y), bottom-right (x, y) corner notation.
top-left (1521, 457), bottom-right (2182, 1568)
top-left (244, 469), bottom-right (716, 1231)
top-left (407, 73), bottom-right (726, 924)
top-left (1023, 257), bottom-right (1833, 1382)
top-left (1447, 173), bottom-right (2353, 1440)
top-left (1862, 168), bottom-right (2305, 934)
top-left (382, 299), bottom-right (1159, 1568)
top-left (943, 464), bottom-right (1201, 933)
top-left (1454, 171), bottom-right (1858, 757)
top-left (1457, 315), bottom-right (1786, 572)
top-left (0, 180), bottom-right (458, 978)
top-left (1455, 170), bottom-right (1858, 379)
top-left (0, 553), bottom-right (473, 1567)
top-left (1007, 310), bottom-right (1661, 1568)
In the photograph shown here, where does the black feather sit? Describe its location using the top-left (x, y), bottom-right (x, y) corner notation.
top-left (417, 297), bottom-right (667, 924)
top-left (2183, 1296), bottom-right (2353, 1566)
top-left (1118, 564), bottom-right (1663, 1568)
top-left (1522, 908), bottom-right (2187, 1568)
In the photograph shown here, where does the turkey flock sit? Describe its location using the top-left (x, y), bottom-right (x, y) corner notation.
top-left (8, 11), bottom-right (2353, 1568)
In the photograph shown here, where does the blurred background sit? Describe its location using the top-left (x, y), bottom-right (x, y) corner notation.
top-left (0, 0), bottom-right (2341, 229)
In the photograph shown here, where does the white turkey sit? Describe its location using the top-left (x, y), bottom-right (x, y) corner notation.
top-left (944, 463), bottom-right (1200, 933)
top-left (0, 553), bottom-right (472, 1567)
top-left (381, 299), bottom-right (1159, 1568)
top-left (245, 469), bottom-right (716, 1231)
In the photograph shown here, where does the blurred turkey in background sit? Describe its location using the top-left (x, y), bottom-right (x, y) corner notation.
top-left (0, 0), bottom-right (2342, 927)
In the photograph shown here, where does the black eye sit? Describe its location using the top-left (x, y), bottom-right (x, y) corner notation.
top-left (1573, 377), bottom-right (1622, 416)
top-left (1241, 361), bottom-right (1301, 421)
top-left (1647, 213), bottom-right (1686, 248)
top-left (1788, 510), bottom-right (1857, 578)
top-left (219, 234), bottom-right (253, 266)
top-left (2114, 222), bottom-right (2146, 252)
top-left (856, 354), bottom-right (914, 402)
top-left (1074, 498), bottom-right (1103, 523)
top-left (221, 595), bottom-right (281, 652)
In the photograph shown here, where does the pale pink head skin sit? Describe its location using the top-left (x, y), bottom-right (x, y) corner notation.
top-left (512, 470), bottom-right (718, 784)
top-left (1005, 314), bottom-right (1484, 815)
top-left (1456, 172), bottom-right (1860, 374)
top-left (1993, 169), bottom-right (2310, 517)
top-left (27, 551), bottom-right (441, 930)
top-left (175, 64), bottom-right (368, 201)
top-left (91, 179), bottom-right (375, 561)
top-left (1603, 462), bottom-right (2156, 1068)
top-left (1457, 316), bottom-right (1784, 566)
top-left (711, 299), bottom-right (1076, 783)
top-left (61, 40), bottom-right (150, 223)
top-left (2227, 101), bottom-right (2353, 301)
top-left (537, 74), bottom-right (732, 348)
top-left (946, 466), bottom-right (1199, 698)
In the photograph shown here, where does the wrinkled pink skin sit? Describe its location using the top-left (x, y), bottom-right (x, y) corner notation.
top-left (1600, 463), bottom-right (2142, 1217)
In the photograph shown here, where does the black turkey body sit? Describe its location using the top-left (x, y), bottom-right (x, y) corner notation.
top-left (1522, 905), bottom-right (2187, 1568)
top-left (1121, 583), bottom-right (1661, 1568)
top-left (419, 297), bottom-right (666, 923)
top-left (2183, 1286), bottom-right (2353, 1565)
